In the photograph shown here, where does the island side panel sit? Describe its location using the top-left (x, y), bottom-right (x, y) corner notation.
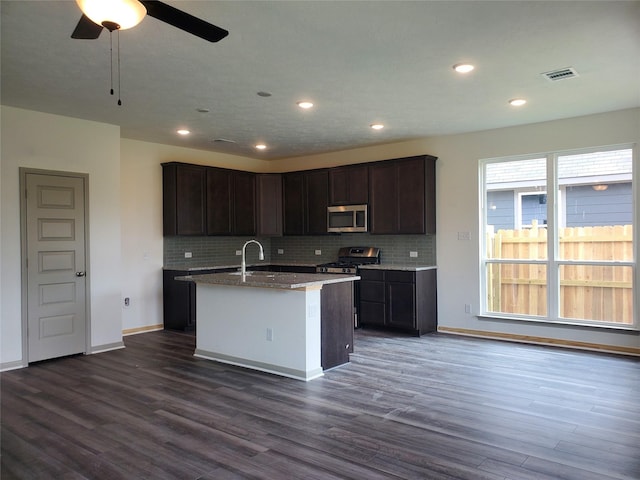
top-left (194, 283), bottom-right (323, 381)
top-left (320, 281), bottom-right (354, 370)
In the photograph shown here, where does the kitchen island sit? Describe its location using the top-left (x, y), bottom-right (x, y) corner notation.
top-left (183, 271), bottom-right (359, 381)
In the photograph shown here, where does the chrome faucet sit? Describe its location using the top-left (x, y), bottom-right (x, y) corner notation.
top-left (241, 239), bottom-right (264, 280)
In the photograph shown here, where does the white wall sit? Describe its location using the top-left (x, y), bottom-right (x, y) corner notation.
top-left (1, 106), bottom-right (124, 367)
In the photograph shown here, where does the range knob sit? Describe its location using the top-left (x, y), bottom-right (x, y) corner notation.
top-left (342, 267), bottom-right (350, 273)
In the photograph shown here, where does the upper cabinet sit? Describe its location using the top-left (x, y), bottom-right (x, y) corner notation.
top-left (163, 154), bottom-right (436, 237)
top-left (369, 155), bottom-right (437, 234)
top-left (283, 170), bottom-right (329, 235)
top-left (163, 163), bottom-right (257, 237)
top-left (163, 163), bottom-right (207, 236)
top-left (328, 164), bottom-right (368, 205)
top-left (206, 167), bottom-right (256, 236)
top-left (256, 174), bottom-right (283, 237)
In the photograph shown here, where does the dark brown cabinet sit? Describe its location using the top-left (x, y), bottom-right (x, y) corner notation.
top-left (162, 163), bottom-right (207, 236)
top-left (369, 155), bottom-right (436, 234)
top-left (232, 171), bottom-right (257, 235)
top-left (256, 174), bottom-right (283, 236)
top-left (329, 164), bottom-right (368, 205)
top-left (359, 268), bottom-right (437, 336)
top-left (206, 168), bottom-right (256, 236)
top-left (283, 170), bottom-right (329, 235)
top-left (320, 281), bottom-right (355, 370)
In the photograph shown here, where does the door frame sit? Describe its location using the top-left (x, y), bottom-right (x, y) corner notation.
top-left (19, 168), bottom-right (91, 366)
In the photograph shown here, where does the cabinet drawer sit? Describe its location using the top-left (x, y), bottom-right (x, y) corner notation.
top-left (360, 281), bottom-right (385, 302)
top-left (359, 269), bottom-right (384, 281)
top-left (385, 270), bottom-right (415, 283)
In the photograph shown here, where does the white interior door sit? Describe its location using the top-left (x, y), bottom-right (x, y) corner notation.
top-left (25, 172), bottom-right (87, 362)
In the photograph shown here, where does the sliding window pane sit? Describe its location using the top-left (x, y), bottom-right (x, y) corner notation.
top-left (560, 265), bottom-right (633, 324)
top-left (558, 149), bottom-right (633, 261)
top-left (486, 262), bottom-right (547, 316)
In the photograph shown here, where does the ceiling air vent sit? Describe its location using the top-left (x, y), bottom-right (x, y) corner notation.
top-left (541, 67), bottom-right (579, 82)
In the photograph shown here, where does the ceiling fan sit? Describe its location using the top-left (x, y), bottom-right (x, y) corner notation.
top-left (71, 0), bottom-right (229, 42)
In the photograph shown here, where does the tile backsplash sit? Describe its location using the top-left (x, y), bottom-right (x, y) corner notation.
top-left (164, 234), bottom-right (435, 268)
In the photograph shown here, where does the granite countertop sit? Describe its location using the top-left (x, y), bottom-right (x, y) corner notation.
top-left (359, 264), bottom-right (437, 271)
top-left (164, 262), bottom-right (317, 272)
top-left (178, 271), bottom-right (360, 290)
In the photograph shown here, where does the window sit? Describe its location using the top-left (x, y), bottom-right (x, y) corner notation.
top-left (481, 146), bottom-right (636, 328)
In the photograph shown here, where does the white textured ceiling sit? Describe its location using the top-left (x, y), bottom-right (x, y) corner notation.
top-left (2, 1), bottom-right (639, 160)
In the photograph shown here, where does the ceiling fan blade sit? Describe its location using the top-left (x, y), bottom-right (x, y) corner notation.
top-left (71, 14), bottom-right (104, 39)
top-left (140, 1), bottom-right (229, 42)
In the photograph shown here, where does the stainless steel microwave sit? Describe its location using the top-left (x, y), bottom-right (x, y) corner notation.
top-left (327, 204), bottom-right (368, 233)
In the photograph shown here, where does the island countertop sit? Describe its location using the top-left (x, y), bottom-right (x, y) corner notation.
top-left (180, 271), bottom-right (360, 290)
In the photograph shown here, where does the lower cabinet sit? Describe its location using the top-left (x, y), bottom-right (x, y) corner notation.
top-left (359, 268), bottom-right (437, 336)
top-left (163, 268), bottom-right (231, 331)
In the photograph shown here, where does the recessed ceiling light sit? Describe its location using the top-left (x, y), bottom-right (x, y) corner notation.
top-left (370, 123), bottom-right (384, 130)
top-left (297, 101), bottom-right (314, 109)
top-left (255, 144), bottom-right (267, 150)
top-left (453, 63), bottom-right (475, 74)
top-left (176, 129), bottom-right (190, 135)
top-left (508, 98), bottom-right (527, 107)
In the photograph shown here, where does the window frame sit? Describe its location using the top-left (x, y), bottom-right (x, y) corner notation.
top-left (479, 144), bottom-right (637, 330)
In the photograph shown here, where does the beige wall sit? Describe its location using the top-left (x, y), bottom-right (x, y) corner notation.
top-left (1, 106), bottom-right (123, 367)
top-left (2, 105), bottom-right (638, 369)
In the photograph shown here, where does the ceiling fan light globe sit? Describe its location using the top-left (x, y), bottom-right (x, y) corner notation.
top-left (76, 0), bottom-right (147, 30)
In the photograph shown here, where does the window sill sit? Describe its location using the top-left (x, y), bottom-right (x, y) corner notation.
top-left (477, 314), bottom-right (639, 333)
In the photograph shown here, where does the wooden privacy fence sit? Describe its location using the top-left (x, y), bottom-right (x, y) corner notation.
top-left (487, 224), bottom-right (633, 324)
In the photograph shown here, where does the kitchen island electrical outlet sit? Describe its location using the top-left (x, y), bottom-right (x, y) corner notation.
top-left (266, 328), bottom-right (273, 341)
top-left (410, 251), bottom-right (418, 258)
top-left (184, 252), bottom-right (192, 258)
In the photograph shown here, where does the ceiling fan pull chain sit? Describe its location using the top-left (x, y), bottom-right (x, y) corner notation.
top-left (117, 30), bottom-right (122, 106)
top-left (109, 30), bottom-right (114, 97)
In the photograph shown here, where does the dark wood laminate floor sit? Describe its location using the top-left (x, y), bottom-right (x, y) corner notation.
top-left (2, 329), bottom-right (639, 480)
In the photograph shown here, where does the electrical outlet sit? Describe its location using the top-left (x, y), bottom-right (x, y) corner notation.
top-left (458, 232), bottom-right (471, 241)
top-left (315, 250), bottom-right (322, 256)
top-left (235, 250), bottom-right (242, 256)
top-left (266, 328), bottom-right (273, 341)
top-left (184, 252), bottom-right (192, 258)
top-left (409, 251), bottom-right (418, 258)
top-left (277, 249), bottom-right (284, 255)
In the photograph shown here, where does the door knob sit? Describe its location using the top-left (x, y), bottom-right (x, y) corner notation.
top-left (75, 271), bottom-right (86, 277)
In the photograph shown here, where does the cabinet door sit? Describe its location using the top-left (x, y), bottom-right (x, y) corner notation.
top-left (256, 174), bottom-right (282, 236)
top-left (369, 162), bottom-right (397, 234)
top-left (305, 170), bottom-right (329, 234)
top-left (206, 168), bottom-right (232, 235)
top-left (397, 157), bottom-right (426, 234)
top-left (162, 163), bottom-right (207, 236)
top-left (233, 171), bottom-right (257, 235)
top-left (283, 173), bottom-right (305, 235)
top-left (387, 281), bottom-right (416, 329)
top-left (329, 165), bottom-right (368, 205)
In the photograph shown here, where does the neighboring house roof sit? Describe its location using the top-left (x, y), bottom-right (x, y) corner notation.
top-left (486, 148), bottom-right (632, 189)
